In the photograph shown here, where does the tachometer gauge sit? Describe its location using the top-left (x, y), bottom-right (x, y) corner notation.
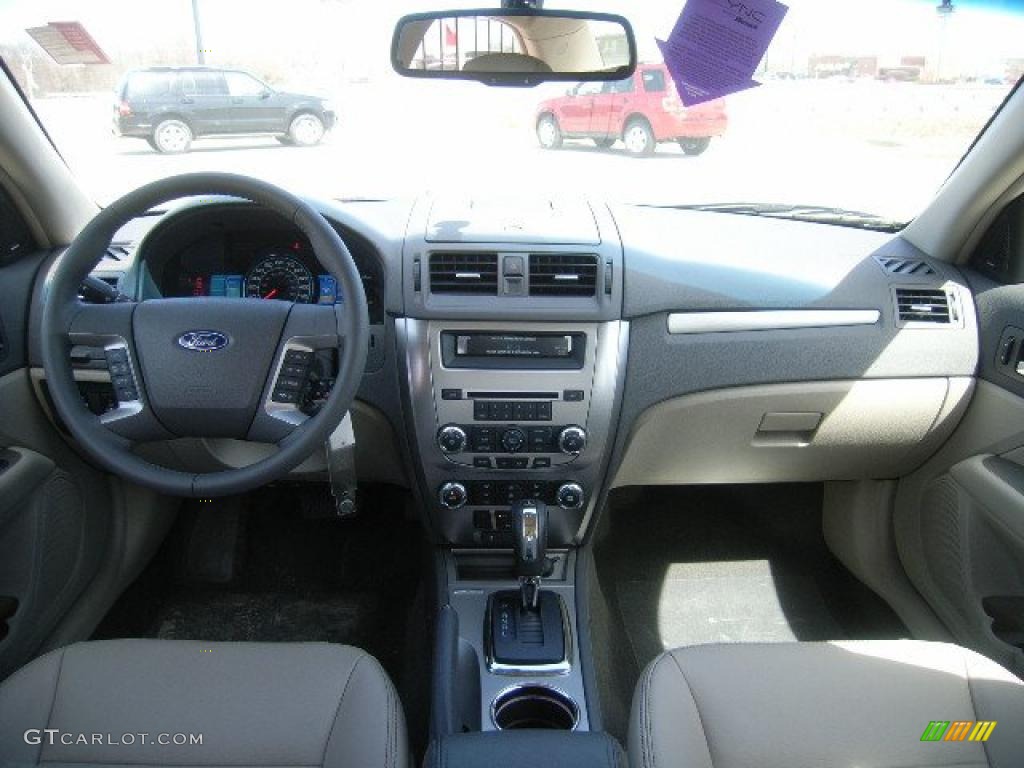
top-left (245, 254), bottom-right (314, 302)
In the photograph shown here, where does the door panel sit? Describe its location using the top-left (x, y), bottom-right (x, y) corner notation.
top-left (589, 77), bottom-right (634, 139)
top-left (177, 71), bottom-right (231, 133)
top-left (0, 188), bottom-right (114, 679)
top-left (559, 82), bottom-right (601, 134)
top-left (895, 274), bottom-right (1024, 676)
top-left (224, 72), bottom-right (283, 132)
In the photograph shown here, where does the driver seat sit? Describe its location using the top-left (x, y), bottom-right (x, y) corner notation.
top-left (0, 639), bottom-right (408, 768)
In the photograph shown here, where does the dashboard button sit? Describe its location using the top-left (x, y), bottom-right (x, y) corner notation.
top-left (563, 389), bottom-right (585, 402)
top-left (532, 457), bottom-right (551, 468)
top-left (527, 427), bottom-right (553, 451)
top-left (501, 428), bottom-right (527, 453)
top-left (442, 388), bottom-right (462, 401)
top-left (473, 457), bottom-right (492, 468)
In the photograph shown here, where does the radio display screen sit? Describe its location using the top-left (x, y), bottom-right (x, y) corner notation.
top-left (455, 334), bottom-right (573, 359)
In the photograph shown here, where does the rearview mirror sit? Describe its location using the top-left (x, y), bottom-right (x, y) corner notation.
top-left (392, 8), bottom-right (636, 87)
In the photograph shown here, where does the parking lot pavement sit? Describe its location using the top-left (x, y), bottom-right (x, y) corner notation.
top-left (32, 79), bottom-right (1006, 222)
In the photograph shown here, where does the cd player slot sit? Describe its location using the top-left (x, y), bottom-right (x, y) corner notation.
top-left (441, 331), bottom-right (586, 370)
top-left (467, 391), bottom-right (559, 400)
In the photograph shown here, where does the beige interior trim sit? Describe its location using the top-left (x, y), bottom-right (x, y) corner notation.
top-left (0, 69), bottom-right (96, 247)
top-left (903, 82), bottom-right (1024, 263)
top-left (612, 377), bottom-right (974, 488)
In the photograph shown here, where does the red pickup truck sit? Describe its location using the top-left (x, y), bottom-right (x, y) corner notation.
top-left (535, 63), bottom-right (727, 157)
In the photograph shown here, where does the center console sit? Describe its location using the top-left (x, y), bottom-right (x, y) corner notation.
top-left (399, 196), bottom-right (627, 740)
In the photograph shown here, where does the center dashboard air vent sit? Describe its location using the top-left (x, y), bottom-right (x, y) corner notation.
top-left (429, 252), bottom-right (498, 294)
top-left (528, 254), bottom-right (598, 297)
top-left (894, 287), bottom-right (958, 326)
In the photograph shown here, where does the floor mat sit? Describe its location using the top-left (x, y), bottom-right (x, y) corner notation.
top-left (93, 485), bottom-right (431, 754)
top-left (591, 483), bottom-right (908, 739)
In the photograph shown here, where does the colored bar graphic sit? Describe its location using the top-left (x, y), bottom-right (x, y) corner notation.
top-left (921, 720), bottom-right (997, 743)
top-left (969, 721), bottom-right (997, 742)
top-left (943, 721), bottom-right (972, 741)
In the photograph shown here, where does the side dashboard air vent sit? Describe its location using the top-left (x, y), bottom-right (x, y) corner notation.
top-left (528, 254), bottom-right (598, 297)
top-left (894, 287), bottom-right (957, 325)
top-left (874, 254), bottom-right (935, 277)
top-left (429, 252), bottom-right (498, 294)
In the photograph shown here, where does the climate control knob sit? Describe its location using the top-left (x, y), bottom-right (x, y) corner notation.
top-left (558, 426), bottom-right (587, 456)
top-left (439, 482), bottom-right (468, 509)
top-left (556, 483), bottom-right (585, 510)
top-left (437, 425), bottom-right (468, 454)
top-left (501, 428), bottom-right (527, 453)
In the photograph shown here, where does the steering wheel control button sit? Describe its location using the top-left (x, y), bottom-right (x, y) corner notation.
top-left (104, 348), bottom-right (140, 402)
top-left (556, 483), bottom-right (585, 510)
top-left (437, 425), bottom-right (468, 454)
top-left (558, 426), bottom-right (587, 455)
top-left (501, 428), bottom-right (527, 453)
top-left (439, 482), bottom-right (468, 509)
top-left (272, 389), bottom-right (299, 404)
top-left (284, 349), bottom-right (313, 364)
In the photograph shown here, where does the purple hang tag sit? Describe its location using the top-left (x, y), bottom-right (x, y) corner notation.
top-left (656, 0), bottom-right (789, 106)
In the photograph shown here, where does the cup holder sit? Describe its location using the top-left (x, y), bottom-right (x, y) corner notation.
top-left (492, 685), bottom-right (579, 731)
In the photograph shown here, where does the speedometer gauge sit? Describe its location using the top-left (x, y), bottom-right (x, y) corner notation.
top-left (245, 254), bottom-right (314, 303)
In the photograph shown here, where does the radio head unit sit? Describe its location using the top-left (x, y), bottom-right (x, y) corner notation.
top-left (442, 332), bottom-right (585, 370)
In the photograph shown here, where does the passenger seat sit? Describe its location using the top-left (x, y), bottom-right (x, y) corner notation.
top-left (630, 640), bottom-right (1024, 768)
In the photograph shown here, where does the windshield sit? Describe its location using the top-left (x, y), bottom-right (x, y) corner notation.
top-left (2, 0), bottom-right (1022, 224)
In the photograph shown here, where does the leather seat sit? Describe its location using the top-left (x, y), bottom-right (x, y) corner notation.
top-left (630, 640), bottom-right (1024, 768)
top-left (0, 639), bottom-right (408, 768)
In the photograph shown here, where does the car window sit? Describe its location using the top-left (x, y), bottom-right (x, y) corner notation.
top-left (124, 72), bottom-right (173, 100)
top-left (642, 70), bottom-right (667, 93)
top-left (225, 72), bottom-right (266, 97)
top-left (180, 72), bottom-right (228, 97)
top-left (604, 78), bottom-right (634, 95)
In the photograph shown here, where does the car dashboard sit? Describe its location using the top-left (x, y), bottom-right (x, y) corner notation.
top-left (28, 193), bottom-right (980, 554)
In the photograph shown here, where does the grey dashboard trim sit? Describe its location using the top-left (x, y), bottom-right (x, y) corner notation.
top-left (666, 309), bottom-right (881, 334)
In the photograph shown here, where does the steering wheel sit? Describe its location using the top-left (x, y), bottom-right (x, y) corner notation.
top-left (40, 173), bottom-right (369, 497)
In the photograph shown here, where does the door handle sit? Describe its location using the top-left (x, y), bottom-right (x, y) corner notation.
top-left (180, 98), bottom-right (195, 104)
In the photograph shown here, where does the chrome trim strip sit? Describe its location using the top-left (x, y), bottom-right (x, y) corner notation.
top-left (484, 591), bottom-right (573, 676)
top-left (490, 683), bottom-right (580, 731)
top-left (666, 309), bottom-right (881, 334)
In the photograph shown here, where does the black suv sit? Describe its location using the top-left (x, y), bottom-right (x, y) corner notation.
top-left (113, 67), bottom-right (336, 153)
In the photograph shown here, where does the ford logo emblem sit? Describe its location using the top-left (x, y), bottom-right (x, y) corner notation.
top-left (177, 330), bottom-right (230, 352)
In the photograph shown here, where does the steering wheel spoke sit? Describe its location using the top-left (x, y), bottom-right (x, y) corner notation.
top-left (248, 303), bottom-right (346, 443)
top-left (63, 302), bottom-right (170, 443)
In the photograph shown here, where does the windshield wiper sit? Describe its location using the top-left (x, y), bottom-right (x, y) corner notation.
top-left (638, 202), bottom-right (905, 233)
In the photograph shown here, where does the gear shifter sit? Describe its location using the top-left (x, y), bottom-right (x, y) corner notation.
top-left (512, 499), bottom-right (548, 610)
top-left (487, 499), bottom-right (566, 669)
